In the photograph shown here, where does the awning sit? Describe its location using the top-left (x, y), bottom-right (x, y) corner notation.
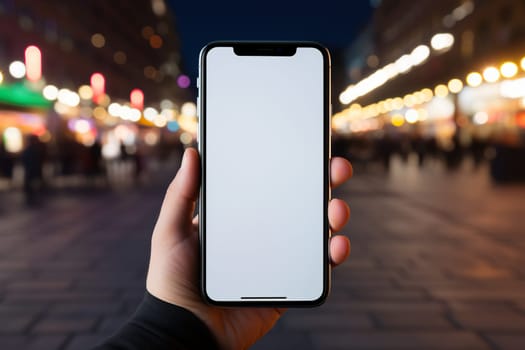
top-left (0, 82), bottom-right (51, 109)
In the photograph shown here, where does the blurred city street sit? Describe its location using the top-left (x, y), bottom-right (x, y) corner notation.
top-left (1, 157), bottom-right (525, 350)
top-left (1, 0), bottom-right (525, 349)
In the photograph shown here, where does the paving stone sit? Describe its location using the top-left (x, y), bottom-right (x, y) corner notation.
top-left (25, 335), bottom-right (67, 350)
top-left (0, 314), bottom-right (36, 333)
top-left (450, 309), bottom-right (525, 331)
top-left (251, 329), bottom-right (314, 350)
top-left (31, 315), bottom-right (98, 334)
top-left (312, 331), bottom-right (490, 350)
top-left (430, 288), bottom-right (525, 300)
top-left (347, 287), bottom-right (429, 300)
top-left (64, 333), bottom-right (111, 350)
top-left (373, 311), bottom-right (454, 329)
top-left (318, 301), bottom-right (446, 314)
top-left (487, 334), bottom-right (525, 350)
top-left (48, 301), bottom-right (124, 317)
top-left (2, 161), bottom-right (525, 349)
top-left (4, 290), bottom-right (117, 304)
top-left (282, 312), bottom-right (374, 331)
top-left (6, 280), bottom-right (72, 292)
top-left (0, 335), bottom-right (26, 350)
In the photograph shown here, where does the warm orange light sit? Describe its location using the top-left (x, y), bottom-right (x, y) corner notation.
top-left (391, 114), bottom-right (405, 127)
top-left (483, 66), bottom-right (500, 83)
top-left (90, 73), bottom-right (105, 103)
top-left (466, 72), bottom-right (482, 87)
top-left (142, 26), bottom-right (154, 39)
top-left (149, 35), bottom-right (163, 49)
top-left (434, 84), bottom-right (449, 98)
top-left (25, 45), bottom-right (42, 81)
top-left (130, 89), bottom-right (144, 110)
top-left (500, 62), bottom-right (518, 78)
top-left (448, 78), bottom-right (463, 94)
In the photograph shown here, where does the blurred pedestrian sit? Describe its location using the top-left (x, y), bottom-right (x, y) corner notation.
top-left (85, 140), bottom-right (105, 186)
top-left (411, 132), bottom-right (427, 168)
top-left (0, 141), bottom-right (14, 184)
top-left (377, 134), bottom-right (394, 170)
top-left (21, 135), bottom-right (45, 206)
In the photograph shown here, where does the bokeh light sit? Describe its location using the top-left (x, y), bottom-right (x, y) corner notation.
top-left (143, 107), bottom-right (158, 121)
top-left (113, 51), bottom-right (127, 65)
top-left (141, 26), bottom-right (154, 39)
top-left (430, 33), bottom-right (454, 51)
top-left (180, 132), bottom-right (192, 145)
top-left (130, 89), bottom-right (144, 110)
top-left (153, 114), bottom-right (167, 127)
top-left (405, 108), bottom-right (419, 123)
top-left (482, 66), bottom-right (500, 83)
top-left (24, 45), bottom-right (42, 81)
top-left (90, 73), bottom-right (105, 102)
top-left (91, 33), bottom-right (106, 48)
top-left (177, 74), bottom-right (191, 88)
top-left (473, 111), bottom-right (488, 125)
top-left (108, 103), bottom-right (121, 117)
top-left (391, 114), bottom-right (404, 127)
top-left (181, 102), bottom-right (197, 117)
top-left (448, 78), bottom-right (463, 93)
top-left (3, 127), bottom-right (23, 153)
top-left (78, 85), bottom-right (93, 100)
top-left (434, 84), bottom-right (449, 98)
top-left (43, 85), bottom-right (59, 100)
top-left (149, 35), bottom-right (163, 49)
top-left (58, 89), bottom-right (80, 107)
top-left (500, 62), bottom-right (518, 78)
top-left (466, 72), bottom-right (482, 87)
top-left (9, 61), bottom-right (26, 79)
top-left (167, 120), bottom-right (180, 132)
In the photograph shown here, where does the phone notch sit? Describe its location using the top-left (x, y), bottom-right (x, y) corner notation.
top-left (233, 44), bottom-right (296, 57)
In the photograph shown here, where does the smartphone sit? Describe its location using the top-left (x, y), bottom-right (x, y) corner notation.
top-left (198, 42), bottom-right (330, 306)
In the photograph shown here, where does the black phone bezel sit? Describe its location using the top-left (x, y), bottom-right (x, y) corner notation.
top-left (198, 41), bottom-right (331, 307)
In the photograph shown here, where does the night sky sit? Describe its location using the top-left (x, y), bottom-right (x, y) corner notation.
top-left (166, 1), bottom-right (374, 83)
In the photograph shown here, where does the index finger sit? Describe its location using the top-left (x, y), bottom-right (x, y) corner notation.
top-left (330, 157), bottom-right (353, 189)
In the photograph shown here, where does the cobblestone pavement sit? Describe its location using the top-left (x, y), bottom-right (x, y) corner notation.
top-left (1, 157), bottom-right (525, 350)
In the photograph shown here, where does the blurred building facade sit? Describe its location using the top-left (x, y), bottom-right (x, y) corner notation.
top-left (0, 0), bottom-right (198, 189)
top-left (343, 0), bottom-right (525, 104)
top-left (0, 0), bottom-right (188, 102)
top-left (335, 0), bottom-right (525, 181)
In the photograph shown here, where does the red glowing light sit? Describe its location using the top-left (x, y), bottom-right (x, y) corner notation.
top-left (130, 89), bottom-right (144, 110)
top-left (25, 45), bottom-right (42, 81)
top-left (90, 73), bottom-right (105, 103)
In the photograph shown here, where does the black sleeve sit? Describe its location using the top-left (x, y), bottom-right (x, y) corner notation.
top-left (93, 291), bottom-right (219, 350)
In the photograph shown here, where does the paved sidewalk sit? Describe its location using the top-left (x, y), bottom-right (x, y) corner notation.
top-left (1, 158), bottom-right (525, 349)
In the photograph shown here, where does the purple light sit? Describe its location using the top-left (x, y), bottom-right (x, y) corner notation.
top-left (177, 74), bottom-right (190, 89)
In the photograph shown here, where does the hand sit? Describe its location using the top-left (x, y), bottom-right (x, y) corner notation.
top-left (146, 148), bottom-right (353, 350)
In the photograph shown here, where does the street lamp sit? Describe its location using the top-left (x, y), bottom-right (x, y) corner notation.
top-left (500, 62), bottom-right (518, 78)
top-left (482, 67), bottom-right (500, 83)
top-left (466, 72), bottom-right (482, 87)
top-left (448, 78), bottom-right (463, 94)
top-left (430, 33), bottom-right (454, 51)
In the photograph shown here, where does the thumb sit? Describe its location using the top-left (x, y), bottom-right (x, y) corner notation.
top-left (154, 148), bottom-right (200, 243)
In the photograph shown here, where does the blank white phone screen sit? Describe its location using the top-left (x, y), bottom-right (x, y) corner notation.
top-left (204, 46), bottom-right (326, 302)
